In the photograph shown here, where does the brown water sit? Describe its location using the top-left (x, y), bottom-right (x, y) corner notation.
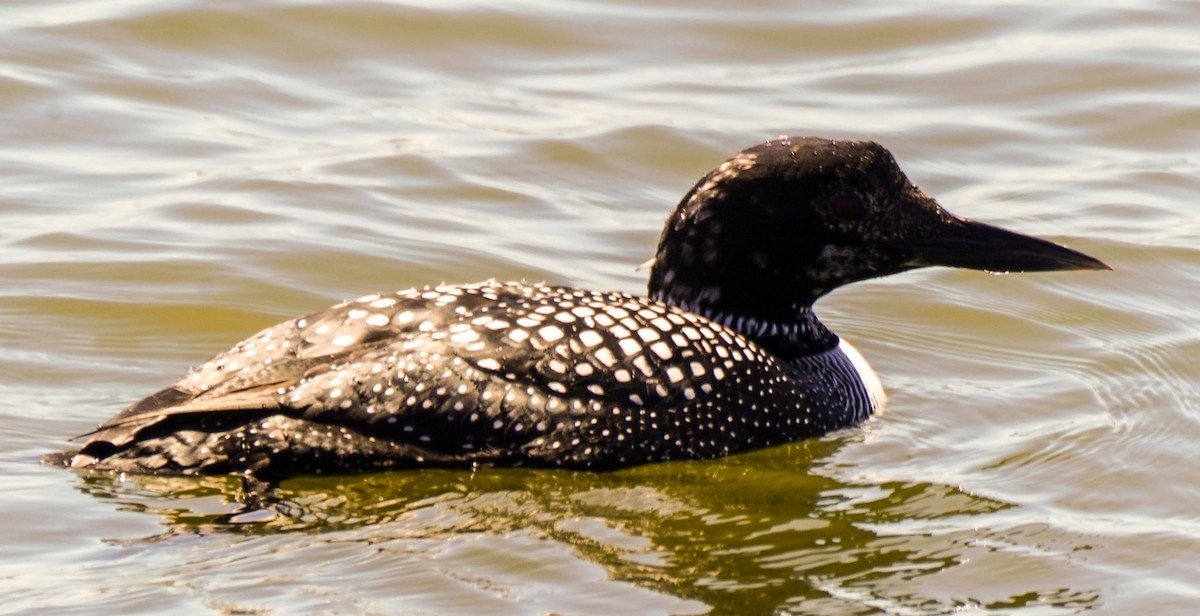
top-left (3, 1), bottom-right (1199, 614)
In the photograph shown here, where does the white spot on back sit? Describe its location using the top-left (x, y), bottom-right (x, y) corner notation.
top-left (594, 348), bottom-right (617, 367)
top-left (578, 330), bottom-right (603, 347)
top-left (451, 329), bottom-right (480, 344)
top-left (538, 325), bottom-right (564, 342)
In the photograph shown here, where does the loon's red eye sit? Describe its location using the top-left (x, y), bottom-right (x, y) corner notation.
top-left (831, 193), bottom-right (865, 222)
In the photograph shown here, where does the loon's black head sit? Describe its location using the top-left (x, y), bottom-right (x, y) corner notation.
top-left (648, 136), bottom-right (1108, 323)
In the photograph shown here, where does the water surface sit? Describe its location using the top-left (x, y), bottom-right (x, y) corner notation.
top-left (3, 1), bottom-right (1199, 613)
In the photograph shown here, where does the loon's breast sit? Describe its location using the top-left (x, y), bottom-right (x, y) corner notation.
top-left (66, 281), bottom-right (881, 475)
top-left (825, 338), bottom-right (887, 415)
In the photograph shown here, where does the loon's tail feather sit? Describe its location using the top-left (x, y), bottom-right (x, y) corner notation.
top-left (51, 380), bottom-right (296, 472)
top-left (41, 450), bottom-right (78, 467)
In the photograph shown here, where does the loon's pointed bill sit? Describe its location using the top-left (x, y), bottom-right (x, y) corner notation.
top-left (48, 136), bottom-right (1108, 478)
top-left (901, 215), bottom-right (1110, 273)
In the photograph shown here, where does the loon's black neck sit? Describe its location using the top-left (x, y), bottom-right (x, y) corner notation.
top-left (651, 292), bottom-right (838, 358)
top-left (645, 140), bottom-right (852, 359)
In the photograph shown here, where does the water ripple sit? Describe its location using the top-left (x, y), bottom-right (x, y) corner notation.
top-left (4, 0), bottom-right (1199, 613)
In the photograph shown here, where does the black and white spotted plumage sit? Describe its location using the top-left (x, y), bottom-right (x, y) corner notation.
top-left (56, 137), bottom-right (1106, 476)
top-left (66, 282), bottom-right (879, 474)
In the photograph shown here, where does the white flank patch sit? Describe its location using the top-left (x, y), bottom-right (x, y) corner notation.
top-left (838, 339), bottom-right (887, 411)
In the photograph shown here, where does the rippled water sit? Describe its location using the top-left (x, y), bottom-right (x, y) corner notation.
top-left (4, 1), bottom-right (1199, 613)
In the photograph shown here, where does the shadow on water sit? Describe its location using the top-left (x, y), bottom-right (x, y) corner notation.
top-left (68, 436), bottom-right (1095, 614)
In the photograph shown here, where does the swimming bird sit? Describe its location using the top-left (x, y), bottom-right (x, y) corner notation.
top-left (52, 137), bottom-right (1108, 477)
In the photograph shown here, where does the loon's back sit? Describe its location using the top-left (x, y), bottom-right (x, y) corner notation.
top-left (68, 281), bottom-right (879, 475)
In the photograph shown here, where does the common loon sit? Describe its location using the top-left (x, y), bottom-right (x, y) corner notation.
top-left (52, 137), bottom-right (1107, 476)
